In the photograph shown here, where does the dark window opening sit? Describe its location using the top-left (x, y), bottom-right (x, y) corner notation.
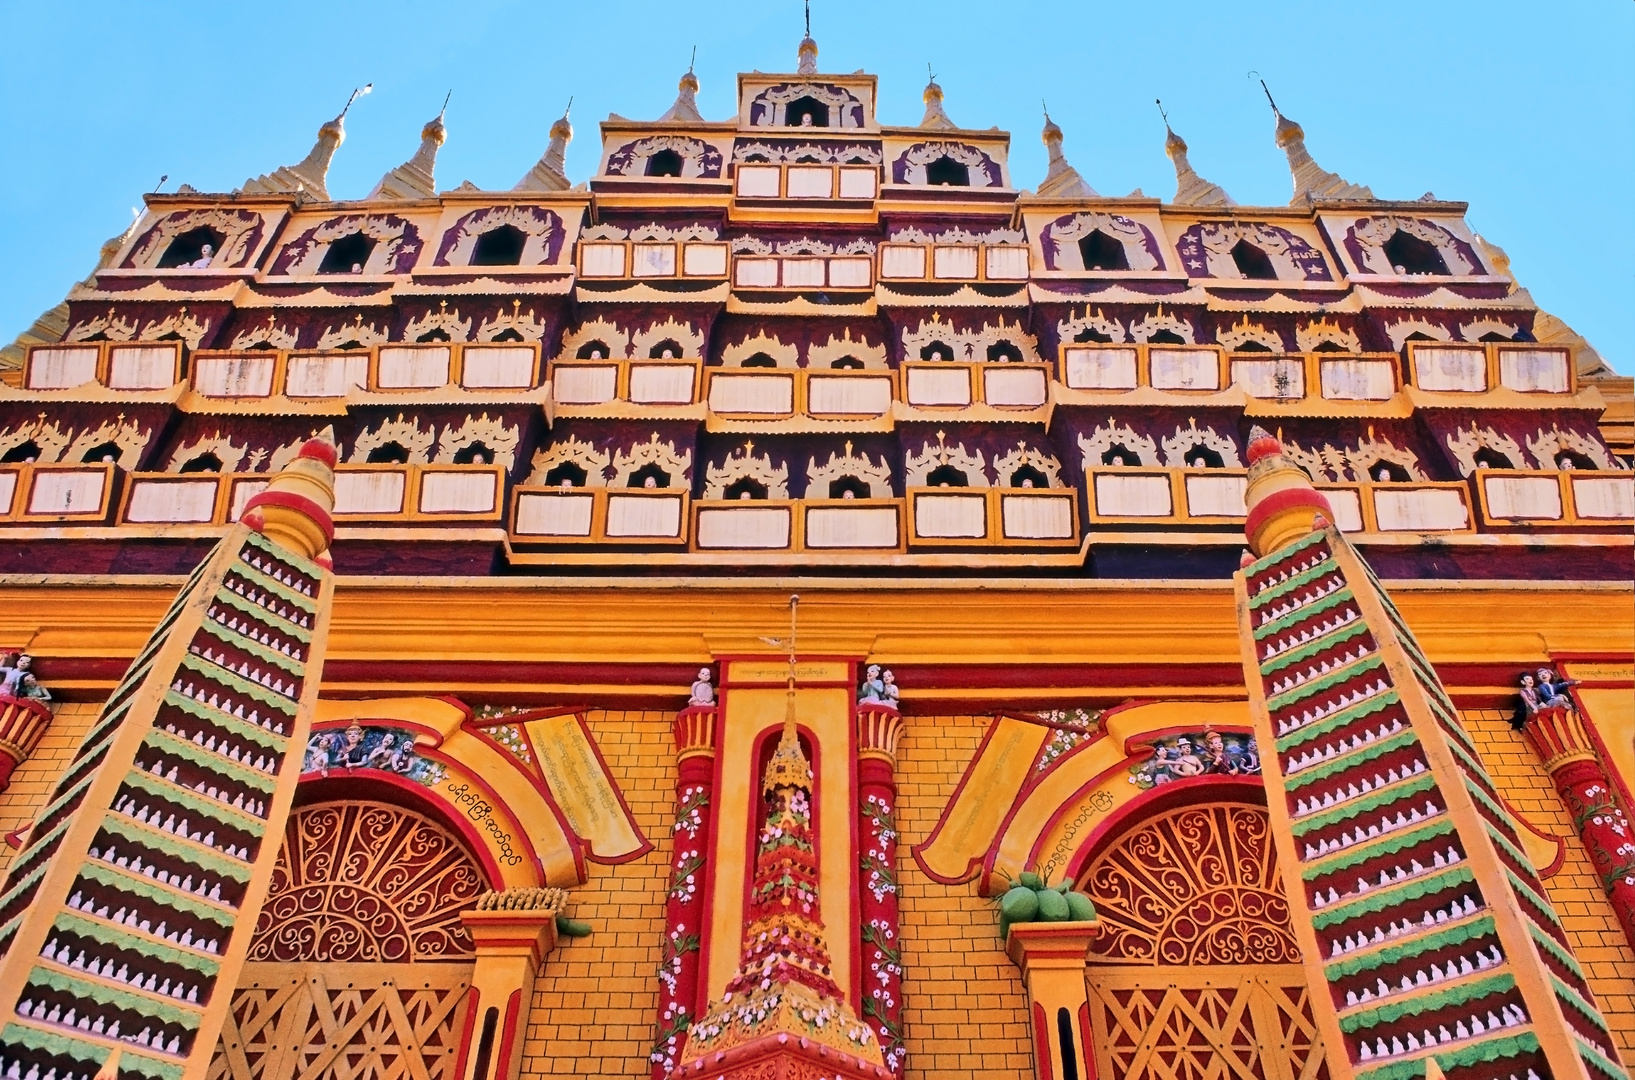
top-left (1147, 330), bottom-right (1186, 345)
top-left (576, 340), bottom-right (611, 360)
top-left (1230, 240), bottom-right (1278, 280)
top-left (1384, 230), bottom-right (1449, 275)
top-left (1555, 452), bottom-right (1595, 471)
top-left (723, 476), bottom-right (768, 500)
top-left (629, 464), bottom-right (670, 489)
top-left (472, 225), bottom-right (527, 266)
top-left (366, 442), bottom-right (410, 464)
top-left (417, 328), bottom-right (451, 343)
top-left (1101, 445), bottom-right (1141, 467)
top-left (925, 156), bottom-right (970, 186)
top-left (926, 464), bottom-right (968, 488)
top-left (471, 1008), bottom-right (500, 1080)
top-left (1056, 1008), bottom-right (1081, 1080)
top-left (829, 476), bottom-right (871, 499)
top-left (742, 352), bottom-right (777, 368)
top-left (318, 232), bottom-right (377, 274)
top-left (491, 328), bottom-right (525, 343)
top-left (81, 332), bottom-right (109, 342)
top-left (1404, 331), bottom-right (1435, 342)
top-left (645, 149), bottom-right (684, 177)
top-left (179, 453), bottom-right (223, 474)
top-left (1074, 328), bottom-right (1114, 344)
top-left (155, 331), bottom-right (184, 342)
top-left (452, 442), bottom-right (493, 465)
top-left (986, 342), bottom-right (1024, 363)
top-left (545, 462), bottom-right (588, 487)
top-left (1009, 465), bottom-right (1050, 488)
top-left (1312, 340), bottom-right (1347, 353)
top-left (1180, 445), bottom-right (1225, 469)
top-left (830, 356), bottom-right (863, 370)
top-left (1078, 230), bottom-right (1129, 272)
top-left (845, 156), bottom-right (871, 165)
top-left (1473, 448), bottom-right (1514, 470)
top-left (1233, 340), bottom-right (1273, 352)
top-left (334, 340), bottom-right (366, 351)
top-left (2, 441), bottom-right (40, 464)
top-left (246, 340), bottom-right (277, 351)
top-left (794, 154), bottom-right (822, 164)
top-left (743, 153), bottom-right (771, 164)
top-left (785, 97), bottom-right (829, 128)
top-left (1478, 331), bottom-right (1513, 343)
top-left (1368, 461), bottom-right (1411, 482)
top-left (82, 441), bottom-right (122, 464)
top-left (648, 339), bottom-right (684, 359)
top-left (158, 226), bottom-right (227, 269)
top-left (919, 342), bottom-right (955, 362)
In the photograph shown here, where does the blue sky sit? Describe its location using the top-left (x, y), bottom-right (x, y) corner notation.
top-left (1, 1), bottom-right (1629, 372)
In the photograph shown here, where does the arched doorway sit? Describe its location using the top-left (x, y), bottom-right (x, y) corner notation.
top-left (209, 799), bottom-right (490, 1080)
top-left (1079, 799), bottom-right (1329, 1080)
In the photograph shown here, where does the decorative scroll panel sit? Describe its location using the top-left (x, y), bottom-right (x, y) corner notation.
top-left (209, 962), bottom-right (472, 1080)
top-left (248, 801), bottom-right (488, 963)
top-left (1079, 802), bottom-right (1300, 966)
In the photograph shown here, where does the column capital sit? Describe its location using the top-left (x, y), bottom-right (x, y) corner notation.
top-left (857, 705), bottom-right (904, 766)
top-left (1522, 704), bottom-right (1598, 775)
top-left (1004, 920), bottom-right (1101, 976)
top-left (460, 888), bottom-right (568, 972)
top-left (674, 704), bottom-right (717, 762)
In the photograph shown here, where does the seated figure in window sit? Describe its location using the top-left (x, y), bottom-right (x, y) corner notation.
top-left (786, 97), bottom-right (829, 128)
top-left (319, 232), bottom-right (377, 275)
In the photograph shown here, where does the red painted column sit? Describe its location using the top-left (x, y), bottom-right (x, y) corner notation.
top-left (651, 704), bottom-right (717, 1078)
top-left (857, 704), bottom-right (906, 1077)
top-left (1522, 703), bottom-right (1635, 949)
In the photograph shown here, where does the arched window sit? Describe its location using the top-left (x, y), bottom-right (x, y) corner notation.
top-left (986, 342), bottom-right (1024, 363)
top-left (1074, 328), bottom-right (1114, 344)
top-left (472, 225), bottom-right (527, 266)
top-left (648, 339), bottom-right (684, 360)
top-left (830, 356), bottom-right (863, 370)
top-left (1230, 240), bottom-right (1278, 280)
top-left (1009, 464), bottom-right (1050, 488)
top-left (1554, 451), bottom-right (1595, 471)
top-left (723, 476), bottom-right (768, 500)
top-left (645, 149), bottom-right (684, 177)
top-left (577, 340), bottom-right (612, 360)
top-left (828, 476), bottom-right (871, 499)
top-left (1079, 231), bottom-right (1129, 272)
top-left (158, 225), bottom-right (226, 269)
top-left (1, 442), bottom-right (40, 464)
top-left (1232, 340), bottom-right (1273, 353)
top-left (926, 464), bottom-right (968, 488)
top-left (1473, 447), bottom-right (1514, 470)
top-left (246, 340), bottom-right (277, 351)
top-left (334, 339), bottom-right (367, 351)
top-left (1179, 445), bottom-right (1225, 469)
top-left (179, 452), bottom-right (223, 474)
top-left (318, 232), bottom-right (377, 274)
top-left (1384, 230), bottom-right (1449, 275)
top-left (366, 442), bottom-right (411, 464)
top-left (1147, 330), bottom-right (1186, 345)
top-left (81, 441), bottom-right (122, 464)
top-left (925, 156), bottom-right (970, 186)
top-left (1478, 331), bottom-right (1513, 343)
top-left (919, 342), bottom-right (955, 362)
top-left (742, 352), bottom-right (777, 368)
top-left (492, 328), bottom-right (525, 343)
top-left (1101, 446), bottom-right (1141, 467)
top-left (545, 462), bottom-right (588, 487)
top-left (1311, 340), bottom-right (1347, 353)
top-left (452, 442), bottom-right (492, 465)
top-left (417, 328), bottom-right (452, 343)
top-left (743, 153), bottom-right (771, 164)
top-left (1368, 461), bottom-right (1411, 482)
top-left (1404, 331), bottom-right (1435, 342)
top-left (785, 97), bottom-right (829, 127)
top-left (629, 464), bottom-right (670, 489)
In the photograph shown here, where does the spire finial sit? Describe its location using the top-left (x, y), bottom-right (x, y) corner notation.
top-left (805, 0), bottom-right (810, 38)
top-left (340, 83), bottom-right (373, 121)
top-left (1156, 97), bottom-right (1169, 127)
top-left (797, 1), bottom-right (818, 73)
top-left (689, 45), bottom-right (696, 73)
top-left (438, 88), bottom-right (451, 121)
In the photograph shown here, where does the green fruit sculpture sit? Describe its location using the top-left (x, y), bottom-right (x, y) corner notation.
top-left (994, 872), bottom-right (1098, 937)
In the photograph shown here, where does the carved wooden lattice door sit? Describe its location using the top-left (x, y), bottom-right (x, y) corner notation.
top-left (209, 801), bottom-right (487, 1080)
top-left (1079, 801), bottom-right (1329, 1080)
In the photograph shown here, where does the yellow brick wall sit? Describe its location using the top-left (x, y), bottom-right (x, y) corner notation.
top-left (1464, 708), bottom-right (1635, 1065)
top-left (521, 709), bottom-right (673, 1078)
top-left (896, 715), bottom-right (1033, 1080)
top-left (0, 701), bottom-right (102, 877)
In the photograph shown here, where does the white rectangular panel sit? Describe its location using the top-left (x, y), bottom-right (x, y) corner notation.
top-left (631, 243), bottom-right (677, 278)
top-left (514, 491), bottom-right (594, 537)
top-left (228, 480), bottom-right (268, 522)
top-left (1064, 347), bottom-right (1137, 391)
top-left (1321, 488), bottom-right (1365, 533)
top-left (1094, 474), bottom-right (1173, 517)
top-left (28, 470), bottom-right (106, 516)
top-left (193, 354), bottom-right (275, 398)
top-left (1498, 348), bottom-right (1570, 393)
top-left (786, 166), bottom-right (834, 198)
top-left (628, 364), bottom-right (696, 404)
top-left (735, 165), bottom-right (783, 197)
top-left (460, 345), bottom-right (535, 389)
top-left (1413, 347), bottom-right (1486, 392)
top-left (579, 242), bottom-right (628, 277)
top-left (126, 478), bottom-right (218, 524)
top-left (1184, 474), bottom-right (1248, 518)
top-left (838, 167), bottom-right (877, 199)
top-left (284, 353), bottom-right (368, 397)
top-left (682, 243), bottom-right (729, 277)
top-left (709, 374), bottom-right (794, 414)
top-left (807, 374), bottom-right (892, 415)
top-left (107, 345), bottom-right (177, 390)
top-left (333, 470), bottom-right (408, 515)
top-left (827, 257), bottom-right (872, 288)
top-left (805, 505), bottom-right (899, 549)
top-left (1571, 476), bottom-right (1635, 520)
top-left (1372, 488), bottom-right (1469, 531)
top-left (1319, 358), bottom-right (1397, 401)
top-left (27, 346), bottom-right (99, 389)
top-left (1231, 358), bottom-right (1305, 399)
top-left (983, 367), bottom-right (1047, 408)
top-left (377, 346), bottom-right (450, 389)
top-left (984, 247), bottom-right (1030, 280)
top-left (782, 258), bottom-right (827, 287)
top-left (913, 493), bottom-right (987, 539)
top-left (999, 493), bottom-right (1073, 539)
top-left (696, 506), bottom-right (792, 549)
top-left (419, 471), bottom-right (498, 514)
top-left (1482, 475), bottom-right (1563, 520)
top-left (606, 493), bottom-right (684, 538)
top-left (553, 364), bottom-right (619, 405)
top-left (879, 245), bottom-right (927, 279)
top-left (734, 257), bottom-right (780, 288)
top-left (932, 246), bottom-right (978, 280)
top-left (1149, 348), bottom-right (1220, 391)
top-left (904, 366), bottom-right (972, 407)
top-left (0, 472), bottom-right (16, 515)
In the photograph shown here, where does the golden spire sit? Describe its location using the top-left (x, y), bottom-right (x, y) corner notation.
top-left (516, 98), bottom-right (574, 192)
top-left (369, 92), bottom-right (451, 200)
top-left (1258, 79), bottom-right (1372, 204)
top-left (658, 48), bottom-right (704, 122)
top-left (920, 64), bottom-right (956, 129)
top-left (1037, 103), bottom-right (1097, 198)
top-left (1158, 99), bottom-right (1234, 206)
top-left (238, 84), bottom-right (369, 201)
top-left (797, 0), bottom-right (819, 73)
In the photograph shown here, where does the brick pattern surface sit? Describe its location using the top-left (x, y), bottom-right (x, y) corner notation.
top-left (1464, 708), bottom-right (1635, 1065)
top-left (0, 702), bottom-right (101, 876)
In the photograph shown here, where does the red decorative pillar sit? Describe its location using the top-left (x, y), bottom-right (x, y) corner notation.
top-left (1522, 702), bottom-right (1635, 949)
top-left (0, 697), bottom-right (52, 791)
top-left (651, 703), bottom-right (717, 1078)
top-left (857, 703), bottom-right (906, 1077)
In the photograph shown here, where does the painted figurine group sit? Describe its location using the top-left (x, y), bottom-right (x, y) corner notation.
top-left (0, 654), bottom-right (50, 702)
top-left (1514, 667), bottom-right (1579, 729)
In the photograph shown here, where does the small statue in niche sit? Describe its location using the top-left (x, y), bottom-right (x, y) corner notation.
top-left (858, 664), bottom-right (899, 709)
top-left (688, 667), bottom-right (716, 708)
top-left (1513, 668), bottom-right (1580, 729)
top-left (880, 669), bottom-right (899, 709)
top-left (0, 654), bottom-right (50, 702)
top-left (187, 243), bottom-right (215, 269)
top-left (339, 723), bottom-right (369, 768)
top-left (365, 731), bottom-right (414, 773)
